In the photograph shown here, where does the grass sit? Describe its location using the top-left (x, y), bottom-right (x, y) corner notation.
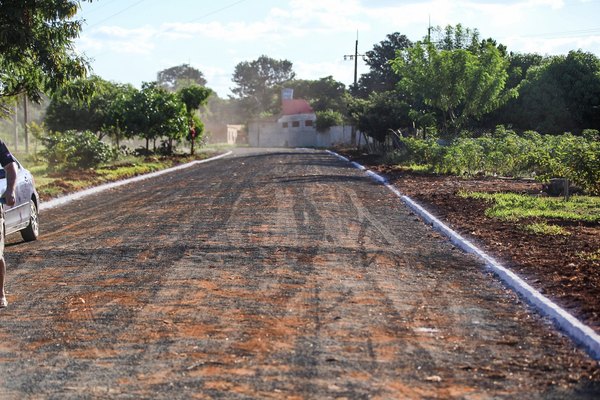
top-left (523, 222), bottom-right (570, 236)
top-left (577, 249), bottom-right (600, 262)
top-left (459, 191), bottom-right (600, 223)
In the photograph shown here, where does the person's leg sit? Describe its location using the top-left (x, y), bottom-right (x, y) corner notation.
top-left (0, 257), bottom-right (6, 307)
top-left (0, 213), bottom-right (6, 307)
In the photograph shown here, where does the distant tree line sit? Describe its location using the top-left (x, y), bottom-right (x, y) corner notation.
top-left (222, 25), bottom-right (599, 146)
top-left (44, 74), bottom-right (212, 156)
top-left (360, 25), bottom-right (600, 142)
top-left (1, 0), bottom-right (598, 167)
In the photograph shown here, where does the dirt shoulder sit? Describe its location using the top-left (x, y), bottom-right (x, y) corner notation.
top-left (342, 151), bottom-right (600, 336)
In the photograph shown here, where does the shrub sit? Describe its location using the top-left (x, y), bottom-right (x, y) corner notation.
top-left (315, 110), bottom-right (343, 132)
top-left (41, 130), bottom-right (117, 170)
top-left (394, 136), bottom-right (445, 167)
top-left (442, 138), bottom-right (485, 176)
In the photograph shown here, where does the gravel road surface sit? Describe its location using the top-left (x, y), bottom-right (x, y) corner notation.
top-left (1, 148), bottom-right (598, 399)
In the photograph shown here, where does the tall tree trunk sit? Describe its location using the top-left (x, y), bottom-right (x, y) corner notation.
top-left (23, 95), bottom-right (29, 153)
top-left (13, 103), bottom-right (18, 151)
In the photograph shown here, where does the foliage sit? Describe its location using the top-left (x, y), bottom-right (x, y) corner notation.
top-left (41, 130), bottom-right (117, 170)
top-left (348, 90), bottom-right (411, 144)
top-left (393, 136), bottom-right (445, 167)
top-left (391, 128), bottom-right (600, 194)
top-left (315, 110), bottom-right (343, 133)
top-left (391, 34), bottom-right (515, 136)
top-left (524, 222), bottom-right (570, 236)
top-left (505, 51), bottom-right (600, 133)
top-left (179, 85), bottom-right (212, 113)
top-left (354, 32), bottom-right (412, 97)
top-left (157, 64), bottom-right (207, 92)
top-left (0, 0), bottom-right (89, 116)
top-left (178, 85), bottom-right (211, 155)
top-left (532, 132), bottom-right (600, 195)
top-left (121, 82), bottom-right (188, 153)
top-left (44, 76), bottom-right (130, 140)
top-left (231, 55), bottom-right (295, 118)
top-left (459, 191), bottom-right (600, 223)
top-left (285, 76), bottom-right (348, 115)
top-left (432, 24), bottom-right (481, 52)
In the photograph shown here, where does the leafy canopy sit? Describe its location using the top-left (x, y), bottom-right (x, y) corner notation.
top-left (231, 55), bottom-right (295, 118)
top-left (391, 34), bottom-right (514, 136)
top-left (0, 0), bottom-right (90, 115)
top-left (285, 76), bottom-right (348, 114)
top-left (157, 64), bottom-right (207, 92)
top-left (509, 51), bottom-right (600, 133)
top-left (355, 32), bottom-right (412, 97)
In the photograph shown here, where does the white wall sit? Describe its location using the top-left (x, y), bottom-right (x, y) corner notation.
top-left (248, 121), bottom-right (360, 148)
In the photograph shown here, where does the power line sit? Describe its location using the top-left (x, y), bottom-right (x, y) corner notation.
top-left (185, 0), bottom-right (251, 23)
top-left (518, 27), bottom-right (600, 39)
top-left (86, 0), bottom-right (149, 28)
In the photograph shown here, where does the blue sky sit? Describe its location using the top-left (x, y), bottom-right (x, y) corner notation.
top-left (75, 0), bottom-right (600, 98)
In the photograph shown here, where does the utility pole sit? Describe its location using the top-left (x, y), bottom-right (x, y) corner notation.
top-left (344, 31), bottom-right (365, 146)
top-left (427, 15), bottom-right (432, 43)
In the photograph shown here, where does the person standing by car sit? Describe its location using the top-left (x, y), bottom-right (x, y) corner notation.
top-left (0, 139), bottom-right (17, 308)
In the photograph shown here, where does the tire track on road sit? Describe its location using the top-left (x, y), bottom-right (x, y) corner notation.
top-left (0, 149), bottom-right (597, 398)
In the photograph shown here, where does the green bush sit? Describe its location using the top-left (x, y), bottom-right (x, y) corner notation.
top-left (41, 130), bottom-right (117, 170)
top-left (386, 128), bottom-right (600, 194)
top-left (395, 136), bottom-right (444, 167)
top-left (315, 110), bottom-right (343, 132)
top-left (442, 138), bottom-right (485, 176)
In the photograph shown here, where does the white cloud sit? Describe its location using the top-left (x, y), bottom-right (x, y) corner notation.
top-left (158, 0), bottom-right (370, 45)
top-left (79, 25), bottom-right (156, 55)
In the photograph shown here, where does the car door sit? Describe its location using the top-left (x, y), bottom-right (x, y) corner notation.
top-left (1, 162), bottom-right (30, 233)
top-left (14, 162), bottom-right (32, 229)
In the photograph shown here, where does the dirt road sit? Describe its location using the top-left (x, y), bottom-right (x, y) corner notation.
top-left (1, 148), bottom-right (598, 399)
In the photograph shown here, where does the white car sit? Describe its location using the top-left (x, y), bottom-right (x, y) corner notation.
top-left (0, 159), bottom-right (40, 241)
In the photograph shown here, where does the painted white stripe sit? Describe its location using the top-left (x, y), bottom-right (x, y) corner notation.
top-left (40, 151), bottom-right (232, 211)
top-left (326, 149), bottom-right (600, 360)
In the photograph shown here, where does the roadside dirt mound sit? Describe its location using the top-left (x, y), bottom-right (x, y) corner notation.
top-left (347, 156), bottom-right (600, 335)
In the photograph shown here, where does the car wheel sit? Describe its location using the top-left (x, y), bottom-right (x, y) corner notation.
top-left (20, 201), bottom-right (39, 242)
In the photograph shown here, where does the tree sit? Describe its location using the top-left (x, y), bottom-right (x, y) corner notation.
top-left (315, 110), bottom-right (344, 133)
top-left (392, 39), bottom-right (515, 136)
top-left (231, 55), bottom-right (295, 118)
top-left (122, 83), bottom-right (187, 153)
top-left (348, 90), bottom-right (411, 145)
top-left (355, 32), bottom-right (413, 97)
top-left (510, 51), bottom-right (600, 133)
top-left (432, 23), bottom-right (480, 51)
top-left (45, 76), bottom-right (117, 137)
top-left (0, 0), bottom-right (89, 116)
top-left (104, 82), bottom-right (138, 147)
top-left (157, 64), bottom-right (207, 92)
top-left (475, 52), bottom-right (546, 130)
top-left (505, 52), bottom-right (545, 89)
top-left (178, 85), bottom-right (212, 155)
top-left (285, 76), bottom-right (348, 114)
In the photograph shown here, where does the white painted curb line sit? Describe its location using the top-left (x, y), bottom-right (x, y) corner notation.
top-left (326, 149), bottom-right (600, 360)
top-left (40, 151), bottom-right (232, 211)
